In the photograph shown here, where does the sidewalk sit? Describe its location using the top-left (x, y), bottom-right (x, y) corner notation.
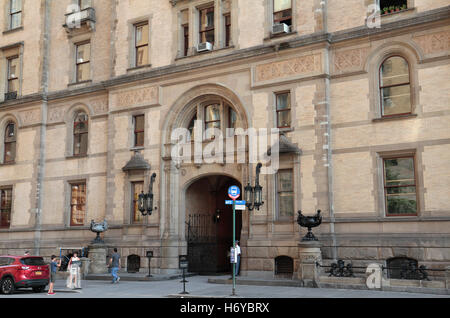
top-left (84, 272), bottom-right (196, 282)
top-left (2, 275), bottom-right (448, 298)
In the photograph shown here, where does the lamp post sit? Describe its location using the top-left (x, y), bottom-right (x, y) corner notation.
top-left (245, 163), bottom-right (264, 211)
top-left (138, 173), bottom-right (157, 216)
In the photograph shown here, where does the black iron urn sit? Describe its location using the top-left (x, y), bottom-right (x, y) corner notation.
top-left (297, 210), bottom-right (322, 241)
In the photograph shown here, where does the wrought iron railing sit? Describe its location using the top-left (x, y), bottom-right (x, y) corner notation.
top-left (316, 260), bottom-right (447, 281)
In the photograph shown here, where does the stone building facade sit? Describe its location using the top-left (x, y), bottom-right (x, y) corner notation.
top-left (0, 0), bottom-right (449, 278)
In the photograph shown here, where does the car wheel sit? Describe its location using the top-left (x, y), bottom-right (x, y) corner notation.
top-left (1, 277), bottom-right (15, 295)
top-left (32, 286), bottom-right (46, 293)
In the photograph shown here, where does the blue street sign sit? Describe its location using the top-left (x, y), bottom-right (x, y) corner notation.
top-left (228, 186), bottom-right (240, 200)
top-left (226, 200), bottom-right (246, 205)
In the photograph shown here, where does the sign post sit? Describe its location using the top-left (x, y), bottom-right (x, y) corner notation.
top-left (179, 255), bottom-right (189, 295)
top-left (146, 250), bottom-right (153, 277)
top-left (228, 185), bottom-right (240, 296)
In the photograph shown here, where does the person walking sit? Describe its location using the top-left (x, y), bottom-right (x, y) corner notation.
top-left (48, 255), bottom-right (60, 295)
top-left (109, 248), bottom-right (121, 284)
top-left (66, 252), bottom-right (82, 289)
top-left (235, 241), bottom-right (241, 276)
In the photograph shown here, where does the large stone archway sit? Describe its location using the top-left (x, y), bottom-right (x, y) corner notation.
top-left (158, 84), bottom-right (251, 274)
top-left (185, 175), bottom-right (242, 274)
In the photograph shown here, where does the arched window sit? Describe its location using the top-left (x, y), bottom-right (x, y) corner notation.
top-left (73, 112), bottom-right (88, 156)
top-left (3, 122), bottom-right (16, 163)
top-left (379, 56), bottom-right (411, 117)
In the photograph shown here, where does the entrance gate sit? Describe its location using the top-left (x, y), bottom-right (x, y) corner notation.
top-left (186, 214), bottom-right (229, 274)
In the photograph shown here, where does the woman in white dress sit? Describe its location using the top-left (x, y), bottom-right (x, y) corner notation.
top-left (66, 252), bottom-right (82, 289)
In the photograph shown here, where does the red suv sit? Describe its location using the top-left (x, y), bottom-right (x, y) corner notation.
top-left (0, 256), bottom-right (49, 294)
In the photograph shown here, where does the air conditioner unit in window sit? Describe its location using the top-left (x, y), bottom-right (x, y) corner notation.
top-left (197, 42), bottom-right (213, 52)
top-left (272, 23), bottom-right (290, 35)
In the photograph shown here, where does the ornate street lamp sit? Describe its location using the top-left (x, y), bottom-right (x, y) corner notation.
top-left (245, 163), bottom-right (264, 211)
top-left (138, 172), bottom-right (157, 216)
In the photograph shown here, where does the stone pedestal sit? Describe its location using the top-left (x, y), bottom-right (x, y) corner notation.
top-left (298, 241), bottom-right (322, 288)
top-left (88, 244), bottom-right (108, 274)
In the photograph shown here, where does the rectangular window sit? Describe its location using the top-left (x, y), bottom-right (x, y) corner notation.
top-left (199, 6), bottom-right (215, 45)
top-left (204, 104), bottom-right (220, 139)
top-left (135, 22), bottom-right (149, 67)
top-left (273, 0), bottom-right (292, 27)
top-left (380, 0), bottom-right (408, 15)
top-left (277, 169), bottom-right (294, 218)
top-left (78, 0), bottom-right (91, 10)
top-left (131, 182), bottom-right (144, 223)
top-left (224, 14), bottom-right (231, 47)
top-left (276, 92), bottom-right (291, 128)
top-left (0, 188), bottom-right (12, 229)
top-left (183, 25), bottom-right (189, 56)
top-left (181, 9), bottom-right (189, 56)
top-left (9, 0), bottom-right (22, 29)
top-left (383, 156), bottom-right (418, 216)
top-left (76, 42), bottom-right (91, 82)
top-left (70, 183), bottom-right (86, 226)
top-left (7, 56), bottom-right (19, 93)
top-left (134, 115), bottom-right (145, 147)
top-left (228, 106), bottom-right (237, 135)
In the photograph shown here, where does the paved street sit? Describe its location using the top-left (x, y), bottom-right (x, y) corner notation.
top-left (1, 275), bottom-right (448, 298)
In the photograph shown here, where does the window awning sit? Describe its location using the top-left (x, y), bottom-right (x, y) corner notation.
top-left (267, 133), bottom-right (302, 156)
top-left (122, 151), bottom-right (151, 172)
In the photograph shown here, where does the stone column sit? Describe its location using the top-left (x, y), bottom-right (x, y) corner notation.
top-left (298, 241), bottom-right (322, 288)
top-left (88, 243), bottom-right (108, 274)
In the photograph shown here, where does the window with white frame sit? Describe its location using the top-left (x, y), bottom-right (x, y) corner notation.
top-left (273, 0), bottom-right (292, 27)
top-left (9, 0), bottom-right (22, 30)
top-left (277, 169), bottom-right (294, 218)
top-left (135, 22), bottom-right (149, 67)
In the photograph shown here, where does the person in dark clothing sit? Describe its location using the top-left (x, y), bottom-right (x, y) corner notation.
top-left (109, 248), bottom-right (121, 283)
top-left (48, 255), bottom-right (60, 295)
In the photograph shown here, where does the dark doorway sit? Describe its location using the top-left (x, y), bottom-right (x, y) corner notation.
top-left (127, 255), bottom-right (141, 273)
top-left (185, 175), bottom-right (242, 274)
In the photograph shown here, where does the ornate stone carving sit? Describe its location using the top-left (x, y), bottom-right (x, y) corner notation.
top-left (19, 109), bottom-right (41, 126)
top-left (48, 107), bottom-right (65, 123)
top-left (111, 86), bottom-right (159, 109)
top-left (90, 98), bottom-right (108, 114)
top-left (334, 47), bottom-right (369, 72)
top-left (414, 30), bottom-right (450, 55)
top-left (255, 53), bottom-right (322, 82)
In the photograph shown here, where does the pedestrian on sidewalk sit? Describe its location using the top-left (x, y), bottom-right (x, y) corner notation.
top-left (66, 252), bottom-right (82, 289)
top-left (235, 241), bottom-right (241, 276)
top-left (109, 248), bottom-right (121, 284)
top-left (48, 255), bottom-right (60, 295)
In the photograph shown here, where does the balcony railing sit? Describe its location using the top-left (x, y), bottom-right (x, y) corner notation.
top-left (63, 7), bottom-right (96, 32)
top-left (4, 91), bottom-right (17, 101)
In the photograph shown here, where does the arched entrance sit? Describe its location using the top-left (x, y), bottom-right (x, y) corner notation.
top-left (185, 175), bottom-right (242, 274)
